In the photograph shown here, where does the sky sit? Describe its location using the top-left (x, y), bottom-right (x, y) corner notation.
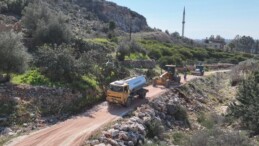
top-left (107, 0), bottom-right (259, 40)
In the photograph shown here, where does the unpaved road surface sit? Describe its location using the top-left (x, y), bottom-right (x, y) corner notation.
top-left (6, 70), bottom-right (230, 146)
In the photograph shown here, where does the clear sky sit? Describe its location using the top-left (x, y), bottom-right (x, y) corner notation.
top-left (107, 0), bottom-right (259, 40)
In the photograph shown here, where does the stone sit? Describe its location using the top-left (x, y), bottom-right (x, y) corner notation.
top-left (90, 140), bottom-right (99, 146)
top-left (1, 127), bottom-right (13, 135)
top-left (147, 140), bottom-right (153, 144)
top-left (0, 117), bottom-right (7, 122)
top-left (128, 132), bottom-right (138, 144)
top-left (12, 97), bottom-right (21, 103)
top-left (129, 116), bottom-right (143, 124)
top-left (107, 138), bottom-right (119, 146)
top-left (107, 129), bottom-right (119, 138)
top-left (118, 132), bottom-right (129, 141)
top-left (127, 141), bottom-right (134, 146)
top-left (103, 131), bottom-right (112, 138)
top-left (113, 123), bottom-right (120, 129)
top-left (137, 112), bottom-right (145, 118)
top-left (94, 143), bottom-right (105, 146)
top-left (120, 125), bottom-right (129, 131)
top-left (23, 123), bottom-right (28, 127)
top-left (135, 123), bottom-right (145, 134)
top-left (118, 141), bottom-right (126, 146)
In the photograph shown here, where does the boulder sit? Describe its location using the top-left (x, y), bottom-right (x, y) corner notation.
top-left (107, 129), bottom-right (119, 138)
top-left (1, 127), bottom-right (15, 136)
top-left (90, 140), bottom-right (99, 146)
top-left (107, 138), bottom-right (119, 146)
top-left (135, 123), bottom-right (145, 134)
top-left (12, 97), bottom-right (21, 103)
top-left (127, 141), bottom-right (134, 146)
top-left (94, 143), bottom-right (105, 146)
top-left (118, 132), bottom-right (129, 141)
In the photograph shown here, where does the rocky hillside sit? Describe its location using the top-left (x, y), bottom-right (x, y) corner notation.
top-left (75, 0), bottom-right (149, 32)
top-left (0, 0), bottom-right (149, 37)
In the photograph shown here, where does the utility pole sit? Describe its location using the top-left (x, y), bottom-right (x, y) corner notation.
top-left (182, 7), bottom-right (186, 38)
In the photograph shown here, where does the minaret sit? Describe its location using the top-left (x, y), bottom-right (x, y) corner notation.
top-left (182, 7), bottom-right (186, 38)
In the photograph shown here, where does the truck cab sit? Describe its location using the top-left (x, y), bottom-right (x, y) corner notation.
top-left (106, 81), bottom-right (129, 105)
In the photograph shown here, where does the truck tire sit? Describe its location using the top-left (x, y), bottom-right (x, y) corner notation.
top-left (139, 92), bottom-right (146, 99)
top-left (124, 97), bottom-right (132, 107)
top-left (165, 79), bottom-right (170, 88)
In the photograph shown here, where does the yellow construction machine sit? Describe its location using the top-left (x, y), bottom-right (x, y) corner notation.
top-left (152, 65), bottom-right (181, 88)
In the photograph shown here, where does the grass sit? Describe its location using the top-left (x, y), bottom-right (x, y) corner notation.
top-left (82, 75), bottom-right (98, 89)
top-left (125, 53), bottom-right (149, 60)
top-left (86, 38), bottom-right (117, 51)
top-left (11, 69), bottom-right (65, 88)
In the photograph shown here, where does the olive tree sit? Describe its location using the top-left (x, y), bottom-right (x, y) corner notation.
top-left (22, 0), bottom-right (71, 47)
top-left (0, 31), bottom-right (31, 77)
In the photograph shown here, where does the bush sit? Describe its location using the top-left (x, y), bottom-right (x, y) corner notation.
top-left (148, 49), bottom-right (162, 60)
top-left (229, 72), bottom-right (259, 134)
top-left (230, 59), bottom-right (259, 86)
top-left (34, 45), bottom-right (80, 82)
top-left (12, 69), bottom-right (50, 86)
top-left (185, 128), bottom-right (253, 146)
top-left (0, 31), bottom-right (31, 76)
top-left (158, 55), bottom-right (183, 67)
top-left (146, 119), bottom-right (164, 138)
top-left (0, 0), bottom-right (31, 15)
top-left (22, 0), bottom-right (71, 47)
top-left (197, 112), bottom-right (224, 129)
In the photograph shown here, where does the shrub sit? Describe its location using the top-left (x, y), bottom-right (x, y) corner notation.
top-left (12, 69), bottom-right (50, 86)
top-left (229, 72), bottom-right (259, 135)
top-left (158, 55), bottom-right (183, 67)
top-left (197, 112), bottom-right (224, 129)
top-left (34, 45), bottom-right (80, 82)
top-left (0, 31), bottom-right (31, 76)
top-left (185, 128), bottom-right (253, 146)
top-left (22, 0), bottom-right (71, 47)
top-left (230, 59), bottom-right (259, 86)
top-left (146, 119), bottom-right (164, 138)
top-left (148, 49), bottom-right (162, 60)
top-left (0, 0), bottom-right (31, 15)
top-left (172, 132), bottom-right (188, 145)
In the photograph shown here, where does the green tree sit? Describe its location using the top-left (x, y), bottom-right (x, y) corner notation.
top-left (109, 21), bottom-right (116, 31)
top-left (22, 0), bottom-right (71, 47)
top-left (35, 45), bottom-right (79, 82)
top-left (0, 31), bottom-right (31, 77)
top-left (229, 72), bottom-right (259, 134)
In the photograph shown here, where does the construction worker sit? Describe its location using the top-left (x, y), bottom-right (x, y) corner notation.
top-left (184, 66), bottom-right (187, 81)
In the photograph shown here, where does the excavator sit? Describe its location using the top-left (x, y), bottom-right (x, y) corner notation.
top-left (152, 65), bottom-right (181, 88)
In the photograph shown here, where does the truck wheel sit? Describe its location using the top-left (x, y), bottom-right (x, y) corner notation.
top-left (124, 98), bottom-right (131, 107)
top-left (139, 92), bottom-right (146, 99)
top-left (165, 79), bottom-right (170, 88)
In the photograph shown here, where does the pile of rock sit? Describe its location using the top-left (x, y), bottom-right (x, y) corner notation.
top-left (86, 91), bottom-right (192, 146)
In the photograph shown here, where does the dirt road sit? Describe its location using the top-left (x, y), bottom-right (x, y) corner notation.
top-left (6, 70), bottom-right (229, 146)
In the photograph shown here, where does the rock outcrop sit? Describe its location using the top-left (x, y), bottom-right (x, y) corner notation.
top-left (74, 0), bottom-right (149, 32)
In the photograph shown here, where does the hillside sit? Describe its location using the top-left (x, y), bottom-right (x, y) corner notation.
top-left (0, 0), bottom-right (258, 145)
top-left (0, 0), bottom-right (149, 38)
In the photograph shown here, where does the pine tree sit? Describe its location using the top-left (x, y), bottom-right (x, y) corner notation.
top-left (229, 73), bottom-right (259, 134)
